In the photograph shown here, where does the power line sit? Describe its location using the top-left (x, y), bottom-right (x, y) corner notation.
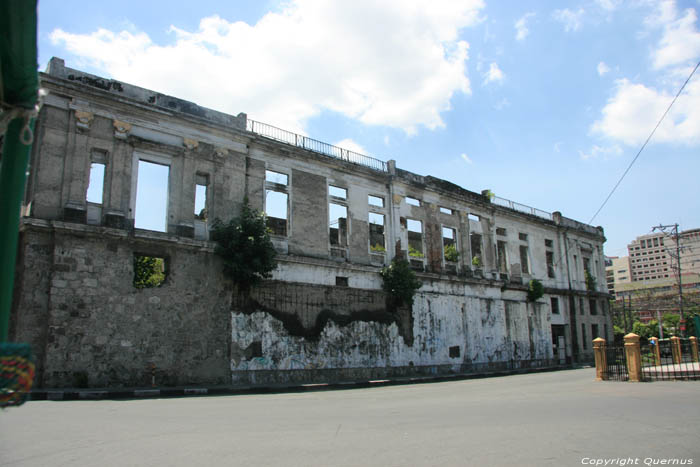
top-left (587, 60), bottom-right (700, 225)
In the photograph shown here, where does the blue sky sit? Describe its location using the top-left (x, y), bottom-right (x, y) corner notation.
top-left (38, 0), bottom-right (700, 257)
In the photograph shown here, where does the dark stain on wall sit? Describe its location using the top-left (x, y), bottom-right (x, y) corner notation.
top-left (232, 281), bottom-right (415, 345)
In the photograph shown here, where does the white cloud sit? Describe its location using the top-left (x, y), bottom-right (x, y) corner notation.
top-left (515, 13), bottom-right (535, 41)
top-left (334, 138), bottom-right (366, 155)
top-left (591, 2), bottom-right (700, 147)
top-left (49, 0), bottom-right (485, 135)
top-left (483, 62), bottom-right (505, 85)
top-left (553, 142), bottom-right (563, 153)
top-left (595, 0), bottom-right (621, 12)
top-left (578, 144), bottom-right (623, 160)
top-left (461, 153), bottom-right (473, 164)
top-left (597, 61), bottom-right (611, 76)
top-left (591, 78), bottom-right (700, 146)
top-left (552, 8), bottom-right (585, 32)
top-left (650, 4), bottom-right (700, 69)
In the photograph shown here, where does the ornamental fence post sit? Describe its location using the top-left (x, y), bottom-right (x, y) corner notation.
top-left (593, 338), bottom-right (606, 381)
top-left (624, 333), bottom-right (642, 382)
top-left (670, 336), bottom-right (682, 365)
top-left (689, 336), bottom-right (699, 363)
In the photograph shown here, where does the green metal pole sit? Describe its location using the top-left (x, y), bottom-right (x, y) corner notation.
top-left (0, 117), bottom-right (34, 341)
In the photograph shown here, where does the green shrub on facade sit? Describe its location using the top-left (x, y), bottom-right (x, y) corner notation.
top-left (527, 279), bottom-right (544, 302)
top-left (210, 201), bottom-right (277, 291)
top-left (380, 258), bottom-right (422, 307)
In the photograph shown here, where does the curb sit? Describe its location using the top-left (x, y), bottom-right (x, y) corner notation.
top-left (28, 365), bottom-right (586, 401)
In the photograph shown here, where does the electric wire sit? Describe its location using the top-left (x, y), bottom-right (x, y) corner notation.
top-left (587, 60), bottom-right (700, 226)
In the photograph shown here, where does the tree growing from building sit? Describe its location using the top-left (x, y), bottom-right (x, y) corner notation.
top-left (210, 200), bottom-right (277, 291)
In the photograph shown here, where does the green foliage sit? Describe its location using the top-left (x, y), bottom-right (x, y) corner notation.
top-left (662, 313), bottom-right (681, 335)
top-left (471, 255), bottom-right (482, 268)
top-left (527, 279), bottom-right (544, 302)
top-left (380, 258), bottom-right (422, 307)
top-left (408, 245), bottom-right (424, 258)
top-left (370, 243), bottom-right (386, 253)
top-left (444, 243), bottom-right (459, 262)
top-left (585, 269), bottom-right (597, 291)
top-left (210, 201), bottom-right (277, 291)
top-left (133, 255), bottom-right (166, 288)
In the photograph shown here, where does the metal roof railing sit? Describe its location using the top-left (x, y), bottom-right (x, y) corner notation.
top-left (492, 196), bottom-right (553, 221)
top-left (247, 119), bottom-right (388, 173)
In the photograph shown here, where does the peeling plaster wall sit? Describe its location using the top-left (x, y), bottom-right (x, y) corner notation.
top-left (230, 264), bottom-right (553, 385)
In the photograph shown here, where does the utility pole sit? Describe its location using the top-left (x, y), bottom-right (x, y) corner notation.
top-left (653, 223), bottom-right (685, 337)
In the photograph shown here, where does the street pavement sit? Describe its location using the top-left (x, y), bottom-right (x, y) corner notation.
top-left (1, 368), bottom-right (699, 466)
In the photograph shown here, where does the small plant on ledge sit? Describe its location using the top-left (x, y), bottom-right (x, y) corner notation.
top-left (210, 199), bottom-right (277, 292)
top-left (471, 255), bottom-right (482, 268)
top-left (444, 244), bottom-right (459, 263)
top-left (408, 245), bottom-right (424, 258)
top-left (527, 279), bottom-right (544, 302)
top-left (370, 243), bottom-right (386, 253)
top-left (380, 258), bottom-right (422, 308)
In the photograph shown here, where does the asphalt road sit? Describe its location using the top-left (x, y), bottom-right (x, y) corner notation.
top-left (1, 368), bottom-right (699, 466)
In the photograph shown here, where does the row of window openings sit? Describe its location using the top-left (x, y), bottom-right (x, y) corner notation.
top-left (89, 163), bottom-right (547, 271)
top-left (550, 297), bottom-right (600, 317)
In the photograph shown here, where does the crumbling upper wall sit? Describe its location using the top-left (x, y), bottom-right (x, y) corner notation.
top-left (45, 57), bottom-right (246, 130)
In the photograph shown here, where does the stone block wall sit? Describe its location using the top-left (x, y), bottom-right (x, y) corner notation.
top-left (12, 223), bottom-right (232, 388)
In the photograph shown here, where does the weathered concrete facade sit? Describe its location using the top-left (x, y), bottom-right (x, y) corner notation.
top-left (10, 58), bottom-right (612, 388)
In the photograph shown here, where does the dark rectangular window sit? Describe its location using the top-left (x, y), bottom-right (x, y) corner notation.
top-left (546, 251), bottom-right (555, 278)
top-left (589, 299), bottom-right (598, 315)
top-left (519, 245), bottom-right (530, 274)
top-left (551, 297), bottom-right (560, 314)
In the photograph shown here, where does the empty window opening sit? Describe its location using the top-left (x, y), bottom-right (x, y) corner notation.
top-left (407, 219), bottom-right (424, 258)
top-left (406, 196), bottom-right (421, 207)
top-left (335, 276), bottom-right (349, 287)
top-left (133, 254), bottom-right (167, 288)
top-left (497, 240), bottom-right (508, 273)
top-left (329, 185), bottom-right (347, 200)
top-left (551, 297), bottom-right (560, 314)
top-left (518, 232), bottom-right (528, 241)
top-left (443, 227), bottom-right (458, 262)
top-left (496, 227), bottom-right (507, 236)
top-left (265, 190), bottom-right (288, 236)
top-left (329, 203), bottom-right (348, 248)
top-left (440, 207), bottom-right (453, 215)
top-left (470, 233), bottom-right (483, 268)
top-left (581, 324), bottom-right (588, 350)
top-left (369, 212), bottom-right (386, 253)
top-left (589, 299), bottom-right (598, 315)
top-left (265, 170), bottom-right (288, 186)
top-left (546, 251), bottom-right (555, 278)
top-left (368, 195), bottom-right (384, 208)
top-left (194, 174), bottom-right (208, 220)
top-left (468, 213), bottom-right (480, 222)
top-left (592, 324), bottom-right (600, 340)
top-left (87, 162), bottom-right (105, 204)
top-left (545, 239), bottom-right (554, 248)
top-left (135, 160), bottom-right (169, 232)
top-left (519, 245), bottom-right (530, 274)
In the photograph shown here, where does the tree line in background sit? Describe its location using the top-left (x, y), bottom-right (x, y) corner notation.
top-left (610, 286), bottom-right (700, 341)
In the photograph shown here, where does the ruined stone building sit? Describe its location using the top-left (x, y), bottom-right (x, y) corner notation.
top-left (10, 58), bottom-right (612, 388)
